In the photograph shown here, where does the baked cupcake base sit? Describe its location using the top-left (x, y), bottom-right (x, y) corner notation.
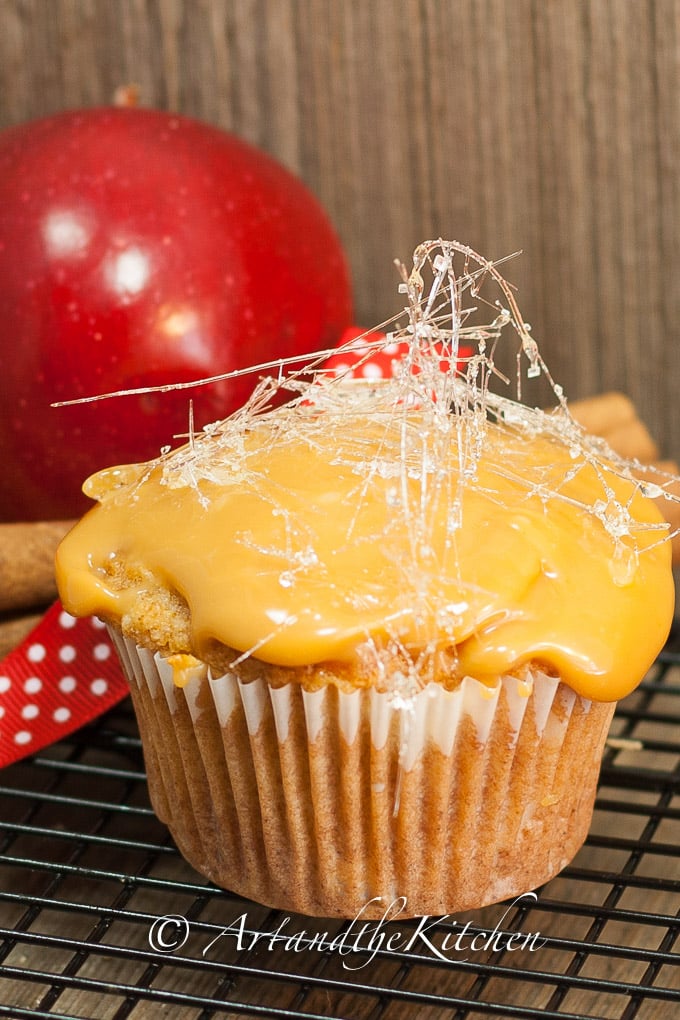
top-left (110, 628), bottom-right (615, 919)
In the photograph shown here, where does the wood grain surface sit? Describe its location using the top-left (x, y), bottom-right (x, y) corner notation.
top-left (0, 0), bottom-right (678, 455)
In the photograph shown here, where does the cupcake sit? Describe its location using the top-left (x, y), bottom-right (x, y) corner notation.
top-left (55, 241), bottom-right (675, 918)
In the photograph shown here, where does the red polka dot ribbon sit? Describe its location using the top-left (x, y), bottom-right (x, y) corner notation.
top-left (325, 325), bottom-right (471, 383)
top-left (0, 327), bottom-right (472, 767)
top-left (0, 601), bottom-right (128, 766)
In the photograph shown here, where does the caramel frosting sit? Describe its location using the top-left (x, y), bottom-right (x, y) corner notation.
top-left (55, 385), bottom-right (674, 703)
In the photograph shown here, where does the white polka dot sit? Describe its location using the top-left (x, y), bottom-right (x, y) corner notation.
top-left (361, 362), bottom-right (384, 380)
top-left (0, 677), bottom-right (11, 694)
top-left (59, 645), bottom-right (77, 663)
top-left (91, 617), bottom-right (107, 630)
top-left (331, 362), bottom-right (351, 377)
top-left (90, 679), bottom-right (109, 696)
top-left (59, 676), bottom-right (77, 694)
top-left (93, 643), bottom-right (111, 661)
top-left (24, 677), bottom-right (42, 695)
top-left (0, 706), bottom-right (5, 719)
top-left (383, 341), bottom-right (400, 355)
top-left (14, 731), bottom-right (32, 746)
top-left (22, 704), bottom-right (39, 720)
top-left (59, 610), bottom-right (77, 629)
top-left (27, 643), bottom-right (46, 663)
top-left (53, 707), bottom-right (71, 723)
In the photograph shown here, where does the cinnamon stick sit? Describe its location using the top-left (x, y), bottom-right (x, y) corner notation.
top-left (0, 519), bottom-right (75, 614)
top-left (568, 392), bottom-right (659, 463)
top-left (568, 391), bottom-right (636, 435)
top-left (0, 610), bottom-right (44, 658)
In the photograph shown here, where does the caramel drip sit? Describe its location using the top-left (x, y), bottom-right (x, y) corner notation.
top-left (55, 411), bottom-right (674, 703)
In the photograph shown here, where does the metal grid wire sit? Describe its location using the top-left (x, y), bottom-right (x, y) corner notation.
top-left (0, 630), bottom-right (678, 1020)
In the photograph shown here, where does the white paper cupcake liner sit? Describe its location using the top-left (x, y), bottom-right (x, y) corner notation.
top-left (109, 628), bottom-right (615, 918)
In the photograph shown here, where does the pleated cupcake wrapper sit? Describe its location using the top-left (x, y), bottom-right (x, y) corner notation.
top-left (110, 629), bottom-right (615, 919)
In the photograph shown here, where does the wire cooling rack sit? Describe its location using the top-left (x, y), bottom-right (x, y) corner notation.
top-left (0, 629), bottom-right (678, 1020)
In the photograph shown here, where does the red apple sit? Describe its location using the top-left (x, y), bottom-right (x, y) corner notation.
top-left (0, 107), bottom-right (353, 521)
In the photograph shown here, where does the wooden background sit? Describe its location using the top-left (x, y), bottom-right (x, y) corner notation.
top-left (1, 0), bottom-right (678, 454)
